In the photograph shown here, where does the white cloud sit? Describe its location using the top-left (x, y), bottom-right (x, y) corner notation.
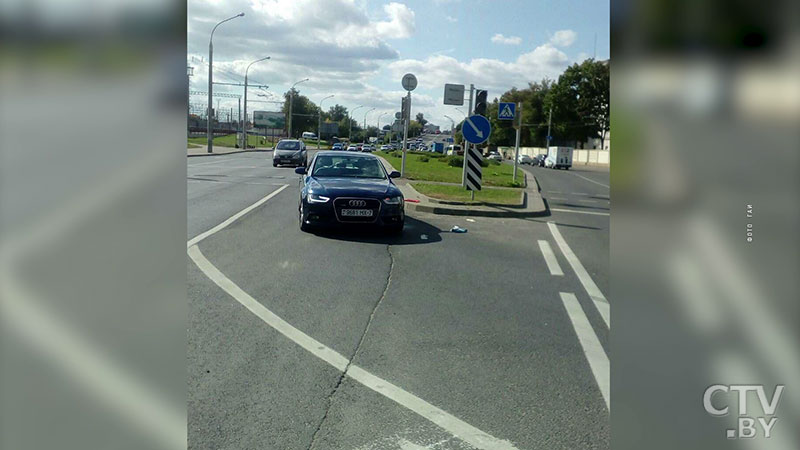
top-left (549, 29), bottom-right (577, 47)
top-left (375, 2), bottom-right (415, 39)
top-left (445, 15), bottom-right (457, 23)
top-left (491, 33), bottom-right (522, 45)
top-left (388, 43), bottom-right (569, 96)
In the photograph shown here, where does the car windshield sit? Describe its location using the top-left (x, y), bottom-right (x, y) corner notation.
top-left (311, 155), bottom-right (386, 179)
top-left (276, 141), bottom-right (300, 150)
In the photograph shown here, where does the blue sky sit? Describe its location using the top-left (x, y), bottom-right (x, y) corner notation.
top-left (188, 0), bottom-right (609, 128)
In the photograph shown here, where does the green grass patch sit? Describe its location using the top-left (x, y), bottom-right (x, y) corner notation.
top-left (376, 151), bottom-right (524, 187)
top-left (188, 134), bottom-right (331, 149)
top-left (411, 183), bottom-right (523, 205)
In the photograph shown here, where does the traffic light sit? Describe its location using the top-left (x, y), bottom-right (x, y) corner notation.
top-left (474, 89), bottom-right (488, 116)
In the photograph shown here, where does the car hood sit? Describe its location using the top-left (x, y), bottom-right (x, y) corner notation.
top-left (308, 177), bottom-right (399, 198)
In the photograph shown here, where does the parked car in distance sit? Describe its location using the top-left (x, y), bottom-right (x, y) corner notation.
top-left (361, 144), bottom-right (374, 152)
top-left (331, 143), bottom-right (344, 151)
top-left (346, 145), bottom-right (359, 151)
top-left (273, 139), bottom-right (308, 167)
top-left (446, 144), bottom-right (463, 156)
top-left (517, 154), bottom-right (533, 165)
top-left (487, 151), bottom-right (502, 162)
top-left (296, 151), bottom-right (404, 234)
top-left (380, 144), bottom-right (390, 151)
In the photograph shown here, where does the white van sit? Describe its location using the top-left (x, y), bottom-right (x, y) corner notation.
top-left (446, 144), bottom-right (463, 156)
top-left (301, 131), bottom-right (316, 140)
top-left (544, 146), bottom-right (573, 169)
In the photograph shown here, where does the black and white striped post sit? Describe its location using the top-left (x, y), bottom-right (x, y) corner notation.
top-left (464, 146), bottom-right (483, 199)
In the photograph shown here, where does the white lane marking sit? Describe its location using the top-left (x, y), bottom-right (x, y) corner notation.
top-left (549, 197), bottom-right (568, 201)
top-left (537, 240), bottom-right (563, 276)
top-left (577, 199), bottom-right (598, 203)
top-left (549, 208), bottom-right (609, 216)
top-left (187, 184), bottom-right (289, 248)
top-left (547, 222), bottom-right (610, 328)
top-left (570, 173), bottom-right (609, 188)
top-left (560, 292), bottom-right (610, 410)
top-left (188, 245), bottom-right (519, 450)
top-left (187, 156), bottom-right (243, 167)
top-left (570, 192), bottom-right (591, 196)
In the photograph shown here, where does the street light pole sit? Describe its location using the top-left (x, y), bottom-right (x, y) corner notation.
top-left (243, 56), bottom-right (270, 149)
top-left (443, 114), bottom-right (455, 134)
top-left (207, 12), bottom-right (244, 153)
top-left (349, 105), bottom-right (364, 141)
top-left (363, 107), bottom-right (375, 139)
top-left (317, 94), bottom-right (333, 150)
top-left (287, 78), bottom-right (309, 139)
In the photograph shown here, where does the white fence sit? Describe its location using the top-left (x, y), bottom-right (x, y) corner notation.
top-left (497, 147), bottom-right (609, 166)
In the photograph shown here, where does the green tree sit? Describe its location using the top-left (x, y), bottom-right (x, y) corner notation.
top-left (544, 59), bottom-right (609, 147)
top-left (327, 104), bottom-right (348, 122)
top-left (282, 88), bottom-right (320, 138)
top-left (415, 112), bottom-right (427, 127)
top-left (408, 120), bottom-right (422, 137)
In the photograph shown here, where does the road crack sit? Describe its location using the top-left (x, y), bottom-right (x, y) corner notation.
top-left (306, 244), bottom-right (395, 450)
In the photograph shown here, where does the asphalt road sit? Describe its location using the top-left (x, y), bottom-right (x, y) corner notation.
top-left (188, 152), bottom-right (610, 449)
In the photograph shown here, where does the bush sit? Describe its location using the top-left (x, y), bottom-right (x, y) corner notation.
top-left (448, 156), bottom-right (464, 167)
top-left (479, 158), bottom-right (489, 167)
top-left (419, 156), bottom-right (429, 162)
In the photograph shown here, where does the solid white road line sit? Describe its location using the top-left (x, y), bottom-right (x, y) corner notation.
top-left (188, 245), bottom-right (519, 450)
top-left (537, 240), bottom-right (563, 276)
top-left (187, 184), bottom-right (289, 248)
top-left (549, 208), bottom-right (609, 216)
top-left (560, 292), bottom-right (610, 410)
top-left (547, 222), bottom-right (610, 328)
top-left (570, 173), bottom-right (609, 189)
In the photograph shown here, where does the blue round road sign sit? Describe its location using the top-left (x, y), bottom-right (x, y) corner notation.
top-left (462, 114), bottom-right (491, 144)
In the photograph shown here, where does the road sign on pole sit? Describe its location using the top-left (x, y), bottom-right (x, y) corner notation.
top-left (462, 114), bottom-right (491, 144)
top-left (498, 102), bottom-right (516, 120)
top-left (464, 146), bottom-right (483, 191)
top-left (402, 73), bottom-right (417, 91)
top-left (443, 83), bottom-right (465, 105)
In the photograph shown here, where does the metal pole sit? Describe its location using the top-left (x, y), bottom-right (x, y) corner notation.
top-left (546, 107), bottom-right (552, 155)
top-left (207, 40), bottom-right (213, 153)
top-left (288, 90), bottom-right (293, 139)
top-left (243, 73), bottom-right (247, 148)
top-left (513, 102), bottom-right (522, 183)
top-left (317, 95), bottom-right (333, 150)
top-left (401, 93), bottom-right (410, 176)
top-left (238, 97), bottom-right (241, 147)
top-left (462, 84), bottom-right (474, 187)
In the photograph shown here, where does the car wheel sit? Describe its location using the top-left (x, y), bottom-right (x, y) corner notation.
top-left (273, 162), bottom-right (278, 167)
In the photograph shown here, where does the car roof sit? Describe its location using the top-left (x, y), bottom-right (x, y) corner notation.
top-left (278, 139), bottom-right (300, 143)
top-left (316, 150), bottom-right (377, 157)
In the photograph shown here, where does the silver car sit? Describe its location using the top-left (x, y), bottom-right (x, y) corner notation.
top-left (273, 139), bottom-right (308, 167)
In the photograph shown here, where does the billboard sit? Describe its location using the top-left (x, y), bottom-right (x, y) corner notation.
top-left (253, 111), bottom-right (285, 129)
top-left (319, 121), bottom-right (339, 138)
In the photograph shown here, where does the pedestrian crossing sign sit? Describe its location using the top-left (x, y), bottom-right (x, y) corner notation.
top-left (498, 102), bottom-right (516, 120)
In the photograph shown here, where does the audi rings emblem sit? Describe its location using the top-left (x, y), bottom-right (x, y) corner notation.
top-left (348, 199), bottom-right (367, 207)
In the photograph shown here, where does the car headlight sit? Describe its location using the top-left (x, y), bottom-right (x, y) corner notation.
top-left (308, 193), bottom-right (330, 203)
top-left (383, 196), bottom-right (403, 205)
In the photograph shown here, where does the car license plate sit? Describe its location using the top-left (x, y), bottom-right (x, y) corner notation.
top-left (341, 209), bottom-right (373, 217)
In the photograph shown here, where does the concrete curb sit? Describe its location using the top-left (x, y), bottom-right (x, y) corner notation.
top-left (187, 149), bottom-right (272, 158)
top-left (375, 155), bottom-right (548, 218)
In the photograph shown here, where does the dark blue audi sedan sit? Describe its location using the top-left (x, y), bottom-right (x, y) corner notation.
top-left (295, 151), bottom-right (404, 233)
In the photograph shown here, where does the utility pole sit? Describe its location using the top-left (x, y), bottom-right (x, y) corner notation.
top-left (513, 102), bottom-right (522, 183)
top-left (207, 13), bottom-right (244, 153)
top-left (546, 107), bottom-right (552, 150)
top-left (237, 97), bottom-right (241, 147)
top-left (363, 108), bottom-right (375, 142)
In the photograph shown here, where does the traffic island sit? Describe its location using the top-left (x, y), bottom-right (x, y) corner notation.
top-left (376, 154), bottom-right (547, 218)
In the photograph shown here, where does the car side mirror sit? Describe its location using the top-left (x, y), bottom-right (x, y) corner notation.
top-left (389, 171), bottom-right (401, 178)
top-left (295, 167), bottom-right (306, 175)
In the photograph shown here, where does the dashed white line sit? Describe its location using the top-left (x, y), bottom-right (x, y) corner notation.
top-left (188, 245), bottom-right (519, 450)
top-left (570, 173), bottom-right (609, 188)
top-left (547, 222), bottom-right (610, 328)
top-left (560, 292), bottom-right (610, 410)
top-left (549, 208), bottom-right (609, 216)
top-left (187, 184), bottom-right (289, 248)
top-left (537, 240), bottom-right (563, 276)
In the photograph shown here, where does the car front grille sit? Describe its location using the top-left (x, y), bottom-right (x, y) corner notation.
top-left (333, 197), bottom-right (381, 223)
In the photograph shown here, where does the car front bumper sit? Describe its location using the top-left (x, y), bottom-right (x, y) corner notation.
top-left (302, 198), bottom-right (404, 228)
